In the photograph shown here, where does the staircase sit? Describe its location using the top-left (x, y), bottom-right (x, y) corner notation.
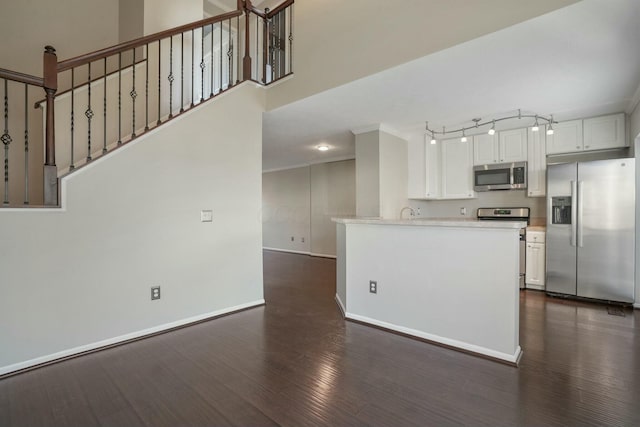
top-left (0, 0), bottom-right (293, 208)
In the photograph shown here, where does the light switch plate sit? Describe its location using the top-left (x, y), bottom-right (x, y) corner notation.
top-left (201, 210), bottom-right (213, 222)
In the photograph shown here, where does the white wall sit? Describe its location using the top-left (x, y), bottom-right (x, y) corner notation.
top-left (262, 160), bottom-right (356, 256)
top-left (379, 131), bottom-right (408, 219)
top-left (266, 0), bottom-right (578, 110)
top-left (355, 131), bottom-right (380, 217)
top-left (340, 221), bottom-right (521, 362)
top-left (0, 83), bottom-right (265, 374)
top-left (631, 102), bottom-right (640, 144)
top-left (310, 160), bottom-right (356, 256)
top-left (143, 0), bottom-right (203, 35)
top-left (262, 166), bottom-right (311, 253)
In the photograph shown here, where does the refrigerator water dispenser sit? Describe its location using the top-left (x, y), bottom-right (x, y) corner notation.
top-left (551, 196), bottom-right (572, 225)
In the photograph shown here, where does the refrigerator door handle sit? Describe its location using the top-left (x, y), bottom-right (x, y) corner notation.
top-left (577, 180), bottom-right (584, 247)
top-left (571, 180), bottom-right (577, 247)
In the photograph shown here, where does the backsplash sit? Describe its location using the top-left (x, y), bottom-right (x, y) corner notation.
top-left (410, 190), bottom-right (546, 220)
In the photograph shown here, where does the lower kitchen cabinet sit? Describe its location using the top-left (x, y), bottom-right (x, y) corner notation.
top-left (526, 230), bottom-right (546, 290)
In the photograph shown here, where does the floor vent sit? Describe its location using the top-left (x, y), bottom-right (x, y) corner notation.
top-left (607, 306), bottom-right (625, 317)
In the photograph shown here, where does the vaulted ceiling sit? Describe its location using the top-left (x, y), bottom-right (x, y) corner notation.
top-left (262, 0), bottom-right (640, 171)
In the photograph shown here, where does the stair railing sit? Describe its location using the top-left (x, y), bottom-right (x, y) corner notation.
top-left (0, 0), bottom-right (293, 208)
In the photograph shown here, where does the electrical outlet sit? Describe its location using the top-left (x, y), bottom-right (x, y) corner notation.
top-left (369, 280), bottom-right (377, 294)
top-left (151, 286), bottom-right (161, 300)
top-left (416, 207), bottom-right (421, 217)
top-left (200, 210), bottom-right (213, 222)
top-left (460, 207), bottom-right (467, 216)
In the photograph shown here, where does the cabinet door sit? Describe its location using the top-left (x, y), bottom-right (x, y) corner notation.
top-left (526, 242), bottom-right (546, 289)
top-left (583, 113), bottom-right (626, 151)
top-left (473, 133), bottom-right (498, 165)
top-left (424, 139), bottom-right (441, 199)
top-left (546, 119), bottom-right (583, 154)
top-left (499, 128), bottom-right (527, 162)
top-left (527, 128), bottom-right (546, 197)
top-left (441, 138), bottom-right (475, 199)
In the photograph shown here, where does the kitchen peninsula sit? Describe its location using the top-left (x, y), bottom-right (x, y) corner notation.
top-left (334, 218), bottom-right (525, 364)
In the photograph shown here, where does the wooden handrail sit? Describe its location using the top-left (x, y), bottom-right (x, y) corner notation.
top-left (0, 68), bottom-right (44, 87)
top-left (57, 9), bottom-right (243, 72)
top-left (267, 0), bottom-right (294, 18)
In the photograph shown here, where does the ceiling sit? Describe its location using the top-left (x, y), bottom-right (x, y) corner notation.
top-left (262, 0), bottom-right (640, 171)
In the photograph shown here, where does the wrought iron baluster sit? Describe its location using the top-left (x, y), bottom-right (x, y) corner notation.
top-left (131, 48), bottom-right (137, 138)
top-left (200, 26), bottom-right (205, 102)
top-left (145, 43), bottom-right (149, 131)
top-left (228, 18), bottom-right (233, 88)
top-left (23, 84), bottom-right (28, 204)
top-left (210, 24), bottom-right (214, 97)
top-left (289, 5), bottom-right (293, 74)
top-left (191, 28), bottom-right (195, 107)
top-left (118, 53), bottom-right (122, 145)
top-left (236, 14), bottom-right (240, 84)
top-left (169, 36), bottom-right (174, 118)
top-left (220, 21), bottom-right (223, 91)
top-left (2, 79), bottom-right (11, 204)
top-left (180, 33), bottom-right (184, 113)
top-left (103, 58), bottom-right (107, 154)
top-left (85, 62), bottom-right (93, 161)
top-left (70, 68), bottom-right (75, 169)
top-left (157, 40), bottom-right (161, 125)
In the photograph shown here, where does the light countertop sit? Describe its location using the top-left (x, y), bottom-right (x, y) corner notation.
top-left (332, 217), bottom-right (526, 229)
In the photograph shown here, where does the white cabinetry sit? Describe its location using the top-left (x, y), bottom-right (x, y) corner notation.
top-left (527, 128), bottom-right (546, 197)
top-left (499, 129), bottom-right (528, 163)
top-left (418, 137), bottom-right (474, 200)
top-left (546, 114), bottom-right (626, 155)
top-left (546, 119), bottom-right (583, 154)
top-left (424, 139), bottom-right (441, 199)
top-left (441, 137), bottom-right (475, 199)
top-left (583, 113), bottom-right (626, 151)
top-left (473, 129), bottom-right (527, 165)
top-left (525, 230), bottom-right (545, 290)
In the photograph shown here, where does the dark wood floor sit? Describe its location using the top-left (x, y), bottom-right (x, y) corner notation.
top-left (2, 251), bottom-right (639, 426)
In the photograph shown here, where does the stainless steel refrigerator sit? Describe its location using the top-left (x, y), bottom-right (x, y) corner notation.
top-left (546, 159), bottom-right (635, 303)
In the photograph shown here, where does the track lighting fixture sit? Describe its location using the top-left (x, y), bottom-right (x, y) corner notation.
top-left (424, 110), bottom-right (555, 141)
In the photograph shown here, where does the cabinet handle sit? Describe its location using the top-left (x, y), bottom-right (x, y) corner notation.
top-left (576, 146), bottom-right (580, 149)
top-left (585, 145), bottom-right (590, 148)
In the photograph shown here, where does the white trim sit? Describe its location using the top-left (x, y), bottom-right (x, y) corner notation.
top-left (335, 294), bottom-right (346, 317)
top-left (263, 247), bottom-right (310, 256)
top-left (351, 123), bottom-right (409, 140)
top-left (262, 155), bottom-right (355, 173)
top-left (626, 81), bottom-right (640, 114)
top-left (634, 303), bottom-right (640, 309)
top-left (345, 312), bottom-right (522, 364)
top-left (310, 252), bottom-right (336, 259)
top-left (0, 299), bottom-right (265, 376)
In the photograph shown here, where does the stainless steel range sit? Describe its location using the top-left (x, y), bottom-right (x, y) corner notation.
top-left (477, 207), bottom-right (530, 289)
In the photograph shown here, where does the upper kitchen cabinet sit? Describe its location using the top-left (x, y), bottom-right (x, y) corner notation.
top-left (424, 138), bottom-right (441, 199)
top-left (546, 119), bottom-right (583, 154)
top-left (546, 114), bottom-right (626, 155)
top-left (527, 127), bottom-right (546, 197)
top-left (441, 137), bottom-right (475, 199)
top-left (499, 129), bottom-right (528, 162)
top-left (583, 113), bottom-right (626, 151)
top-left (473, 129), bottom-right (527, 165)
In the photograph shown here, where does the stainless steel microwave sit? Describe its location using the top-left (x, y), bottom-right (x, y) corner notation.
top-left (473, 162), bottom-right (527, 191)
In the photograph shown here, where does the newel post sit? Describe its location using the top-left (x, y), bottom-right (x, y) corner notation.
top-left (43, 45), bottom-right (58, 206)
top-left (243, 0), bottom-right (252, 81)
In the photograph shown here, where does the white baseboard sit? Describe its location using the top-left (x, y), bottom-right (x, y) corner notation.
top-left (335, 294), bottom-right (346, 317)
top-left (263, 247), bottom-right (310, 256)
top-left (262, 247), bottom-right (336, 259)
top-left (345, 312), bottom-right (521, 365)
top-left (0, 299), bottom-right (265, 376)
top-left (311, 252), bottom-right (336, 259)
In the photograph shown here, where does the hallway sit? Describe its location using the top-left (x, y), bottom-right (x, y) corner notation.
top-left (1, 251), bottom-right (639, 426)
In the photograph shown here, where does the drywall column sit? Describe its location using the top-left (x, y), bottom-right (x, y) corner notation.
top-left (354, 128), bottom-right (408, 218)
